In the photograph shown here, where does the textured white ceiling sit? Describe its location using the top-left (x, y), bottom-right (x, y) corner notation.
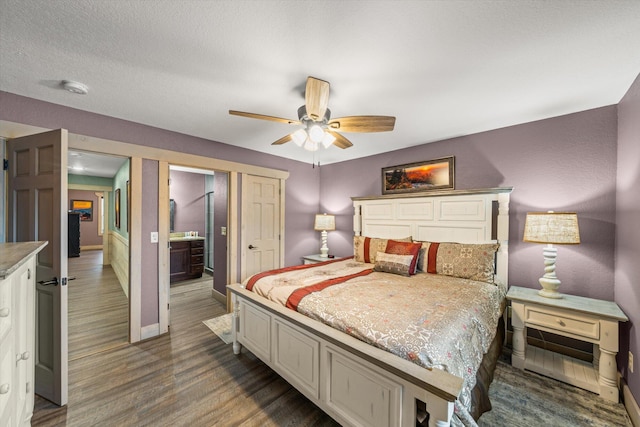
top-left (2, 0), bottom-right (640, 165)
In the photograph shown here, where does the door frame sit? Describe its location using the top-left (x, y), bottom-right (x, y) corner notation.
top-left (1, 120), bottom-right (289, 340)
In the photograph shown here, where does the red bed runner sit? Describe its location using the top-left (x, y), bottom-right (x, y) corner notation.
top-left (245, 256), bottom-right (352, 291)
top-left (285, 268), bottom-right (373, 311)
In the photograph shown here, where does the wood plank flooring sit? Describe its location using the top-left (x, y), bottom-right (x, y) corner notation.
top-left (67, 251), bottom-right (129, 361)
top-left (32, 250), bottom-right (338, 427)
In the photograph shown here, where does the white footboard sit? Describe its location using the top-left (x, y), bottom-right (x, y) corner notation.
top-left (228, 284), bottom-right (462, 427)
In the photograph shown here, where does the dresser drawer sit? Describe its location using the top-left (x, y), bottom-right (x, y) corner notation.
top-left (190, 264), bottom-right (204, 275)
top-left (190, 240), bottom-right (204, 248)
top-left (525, 307), bottom-right (599, 340)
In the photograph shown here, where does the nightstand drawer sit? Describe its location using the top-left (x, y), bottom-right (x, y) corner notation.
top-left (525, 307), bottom-right (599, 340)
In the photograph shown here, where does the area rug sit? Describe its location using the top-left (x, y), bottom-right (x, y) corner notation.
top-left (203, 313), bottom-right (233, 345)
top-left (478, 360), bottom-right (632, 426)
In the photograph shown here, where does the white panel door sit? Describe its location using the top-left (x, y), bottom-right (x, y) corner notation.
top-left (241, 175), bottom-right (281, 280)
top-left (7, 130), bottom-right (68, 406)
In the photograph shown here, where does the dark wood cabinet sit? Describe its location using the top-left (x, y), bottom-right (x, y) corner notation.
top-left (170, 239), bottom-right (204, 283)
top-left (68, 212), bottom-right (81, 257)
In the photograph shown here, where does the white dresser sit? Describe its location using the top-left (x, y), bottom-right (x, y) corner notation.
top-left (0, 242), bottom-right (48, 426)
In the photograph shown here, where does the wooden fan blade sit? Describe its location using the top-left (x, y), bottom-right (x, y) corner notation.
top-left (305, 77), bottom-right (330, 121)
top-left (271, 134), bottom-right (293, 145)
top-left (229, 110), bottom-right (300, 125)
top-left (328, 131), bottom-right (353, 149)
top-left (328, 116), bottom-right (396, 133)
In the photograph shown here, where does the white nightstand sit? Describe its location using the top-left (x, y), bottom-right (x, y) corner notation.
top-left (507, 286), bottom-right (628, 402)
top-left (301, 254), bottom-right (329, 265)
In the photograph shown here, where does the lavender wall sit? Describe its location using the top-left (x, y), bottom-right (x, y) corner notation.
top-left (213, 172), bottom-right (229, 295)
top-left (68, 189), bottom-right (102, 247)
top-left (616, 73), bottom-right (640, 404)
top-left (141, 160), bottom-right (159, 326)
top-left (322, 106), bottom-right (618, 301)
top-left (169, 170), bottom-right (205, 237)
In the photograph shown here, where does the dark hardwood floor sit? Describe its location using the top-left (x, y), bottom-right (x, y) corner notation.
top-left (33, 250), bottom-right (338, 427)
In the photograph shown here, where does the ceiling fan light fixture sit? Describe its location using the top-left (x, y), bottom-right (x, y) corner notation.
top-left (308, 124), bottom-right (325, 143)
top-left (304, 140), bottom-right (319, 151)
top-left (321, 132), bottom-right (336, 148)
top-left (291, 129), bottom-right (307, 147)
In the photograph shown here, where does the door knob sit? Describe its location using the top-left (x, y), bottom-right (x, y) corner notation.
top-left (248, 245), bottom-right (258, 249)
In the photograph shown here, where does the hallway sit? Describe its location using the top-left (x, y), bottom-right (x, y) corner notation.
top-left (67, 250), bottom-right (129, 361)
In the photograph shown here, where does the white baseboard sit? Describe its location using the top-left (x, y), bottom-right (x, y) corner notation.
top-left (211, 289), bottom-right (226, 304)
top-left (624, 382), bottom-right (640, 427)
top-left (140, 323), bottom-right (160, 341)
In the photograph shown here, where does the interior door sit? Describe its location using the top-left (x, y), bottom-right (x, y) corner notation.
top-left (241, 175), bottom-right (281, 279)
top-left (7, 129), bottom-right (69, 406)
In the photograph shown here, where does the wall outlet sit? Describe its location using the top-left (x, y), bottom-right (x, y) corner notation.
top-left (630, 351), bottom-right (634, 374)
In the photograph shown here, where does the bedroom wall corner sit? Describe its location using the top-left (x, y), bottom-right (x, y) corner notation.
top-left (615, 71), bottom-right (640, 413)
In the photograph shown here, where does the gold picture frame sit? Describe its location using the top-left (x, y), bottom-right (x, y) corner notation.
top-left (382, 156), bottom-right (455, 195)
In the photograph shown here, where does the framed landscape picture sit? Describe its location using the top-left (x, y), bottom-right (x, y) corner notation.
top-left (70, 199), bottom-right (93, 221)
top-left (382, 156), bottom-right (455, 195)
top-left (115, 188), bottom-right (121, 229)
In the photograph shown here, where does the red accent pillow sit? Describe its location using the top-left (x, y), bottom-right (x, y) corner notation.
top-left (427, 242), bottom-right (440, 274)
top-left (385, 240), bottom-right (422, 275)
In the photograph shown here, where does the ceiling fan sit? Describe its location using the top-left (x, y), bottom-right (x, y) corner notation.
top-left (229, 76), bottom-right (396, 151)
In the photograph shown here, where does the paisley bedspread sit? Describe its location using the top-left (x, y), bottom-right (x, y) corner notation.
top-left (243, 257), bottom-right (506, 427)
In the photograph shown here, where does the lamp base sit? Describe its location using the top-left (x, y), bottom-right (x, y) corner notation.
top-left (537, 245), bottom-right (563, 298)
top-left (537, 288), bottom-right (563, 299)
top-left (320, 230), bottom-right (329, 258)
top-left (538, 275), bottom-right (563, 298)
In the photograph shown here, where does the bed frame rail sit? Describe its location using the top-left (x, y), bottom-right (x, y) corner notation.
top-left (228, 284), bottom-right (462, 427)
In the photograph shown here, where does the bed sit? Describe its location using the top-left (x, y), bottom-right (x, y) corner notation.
top-left (227, 187), bottom-right (512, 427)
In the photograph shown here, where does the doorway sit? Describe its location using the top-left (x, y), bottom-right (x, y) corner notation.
top-left (168, 165), bottom-right (229, 325)
top-left (67, 150), bottom-right (131, 358)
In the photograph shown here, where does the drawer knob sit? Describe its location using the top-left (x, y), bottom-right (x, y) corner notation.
top-left (0, 383), bottom-right (9, 394)
top-left (556, 318), bottom-right (565, 326)
top-left (0, 307), bottom-right (9, 317)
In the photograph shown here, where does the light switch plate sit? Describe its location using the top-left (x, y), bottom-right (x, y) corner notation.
top-left (221, 227), bottom-right (227, 236)
top-left (150, 231), bottom-right (159, 243)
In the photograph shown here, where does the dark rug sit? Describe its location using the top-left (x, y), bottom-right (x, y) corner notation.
top-left (478, 360), bottom-right (632, 426)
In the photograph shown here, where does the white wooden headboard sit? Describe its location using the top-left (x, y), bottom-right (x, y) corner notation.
top-left (352, 187), bottom-right (512, 292)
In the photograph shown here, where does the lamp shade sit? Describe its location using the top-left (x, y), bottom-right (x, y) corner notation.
top-left (523, 212), bottom-right (580, 244)
top-left (314, 213), bottom-right (336, 231)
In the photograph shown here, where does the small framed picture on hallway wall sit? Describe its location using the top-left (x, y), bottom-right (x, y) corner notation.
top-left (70, 199), bottom-right (93, 221)
top-left (115, 188), bottom-right (121, 229)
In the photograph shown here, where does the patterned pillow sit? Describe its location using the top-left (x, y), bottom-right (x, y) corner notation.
top-left (416, 241), bottom-right (499, 283)
top-left (353, 236), bottom-right (412, 263)
top-left (385, 240), bottom-right (422, 275)
top-left (373, 252), bottom-right (415, 277)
